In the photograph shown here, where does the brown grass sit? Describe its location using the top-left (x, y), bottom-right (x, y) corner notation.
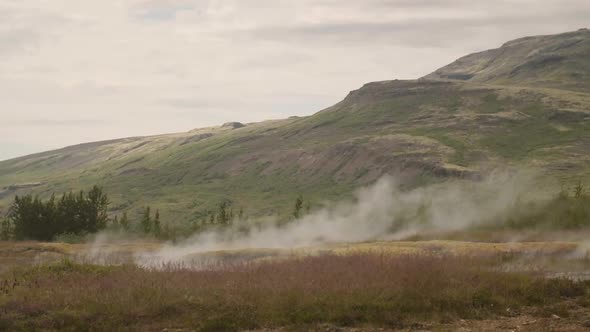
top-left (1, 253), bottom-right (589, 331)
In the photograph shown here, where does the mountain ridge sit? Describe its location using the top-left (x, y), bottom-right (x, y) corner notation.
top-left (423, 29), bottom-right (590, 93)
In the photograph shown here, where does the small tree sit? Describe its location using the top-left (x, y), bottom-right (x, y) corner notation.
top-left (85, 185), bottom-right (110, 232)
top-left (153, 209), bottom-right (161, 237)
top-left (293, 195), bottom-right (303, 219)
top-left (111, 215), bottom-right (120, 230)
top-left (574, 181), bottom-right (585, 198)
top-left (217, 202), bottom-right (229, 225)
top-left (141, 206), bottom-right (152, 234)
top-left (120, 212), bottom-right (130, 231)
top-left (0, 218), bottom-right (12, 241)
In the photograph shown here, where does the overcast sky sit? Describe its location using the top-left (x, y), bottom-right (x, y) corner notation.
top-left (1, 0), bottom-right (589, 160)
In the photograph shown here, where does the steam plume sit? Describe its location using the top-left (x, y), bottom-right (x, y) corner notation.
top-left (135, 170), bottom-right (545, 266)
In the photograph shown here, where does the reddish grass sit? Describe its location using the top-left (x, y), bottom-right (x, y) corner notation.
top-left (1, 253), bottom-right (589, 331)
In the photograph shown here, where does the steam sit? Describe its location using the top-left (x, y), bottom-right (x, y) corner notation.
top-left (135, 170), bottom-right (548, 267)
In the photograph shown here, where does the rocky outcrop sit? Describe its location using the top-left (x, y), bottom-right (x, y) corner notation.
top-left (222, 122), bottom-right (246, 129)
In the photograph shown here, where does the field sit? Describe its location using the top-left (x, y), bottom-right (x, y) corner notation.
top-left (2, 239), bottom-right (590, 331)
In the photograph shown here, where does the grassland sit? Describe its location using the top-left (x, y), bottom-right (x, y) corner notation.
top-left (3, 232), bottom-right (590, 331)
top-left (2, 250), bottom-right (590, 331)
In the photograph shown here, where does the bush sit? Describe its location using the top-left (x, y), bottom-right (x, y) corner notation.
top-left (53, 233), bottom-right (90, 244)
top-left (504, 183), bottom-right (590, 230)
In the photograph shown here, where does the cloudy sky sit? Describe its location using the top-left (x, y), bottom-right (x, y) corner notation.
top-left (1, 0), bottom-right (588, 160)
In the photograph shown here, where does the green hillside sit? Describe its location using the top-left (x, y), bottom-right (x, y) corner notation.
top-left (1, 30), bottom-right (589, 224)
top-left (424, 29), bottom-right (590, 93)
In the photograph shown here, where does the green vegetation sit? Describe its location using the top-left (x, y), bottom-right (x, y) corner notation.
top-left (293, 194), bottom-right (303, 219)
top-left (140, 206), bottom-right (152, 234)
top-left (425, 29), bottom-right (590, 93)
top-left (0, 183), bottom-right (324, 243)
top-left (3, 186), bottom-right (109, 241)
top-left (502, 182), bottom-right (590, 230)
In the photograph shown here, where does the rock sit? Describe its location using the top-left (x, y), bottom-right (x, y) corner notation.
top-left (221, 122), bottom-right (246, 129)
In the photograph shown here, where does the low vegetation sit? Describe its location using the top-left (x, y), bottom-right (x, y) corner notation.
top-left (0, 184), bottom-right (318, 243)
top-left (497, 182), bottom-right (590, 230)
top-left (1, 180), bottom-right (589, 244)
top-left (1, 253), bottom-right (589, 331)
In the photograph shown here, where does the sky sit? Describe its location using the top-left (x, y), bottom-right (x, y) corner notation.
top-left (1, 0), bottom-right (589, 161)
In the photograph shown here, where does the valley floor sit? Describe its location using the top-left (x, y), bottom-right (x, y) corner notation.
top-left (1, 239), bottom-right (590, 331)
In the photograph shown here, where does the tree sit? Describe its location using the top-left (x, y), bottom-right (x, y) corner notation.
top-left (85, 186), bottom-right (110, 232)
top-left (111, 215), bottom-right (120, 230)
top-left (217, 202), bottom-right (229, 225)
top-left (57, 192), bottom-right (78, 235)
top-left (120, 211), bottom-right (130, 231)
top-left (0, 218), bottom-right (11, 240)
top-left (153, 209), bottom-right (161, 237)
top-left (7, 186), bottom-right (110, 241)
top-left (140, 206), bottom-right (152, 234)
top-left (10, 195), bottom-right (47, 241)
top-left (574, 181), bottom-right (585, 198)
top-left (293, 195), bottom-right (303, 219)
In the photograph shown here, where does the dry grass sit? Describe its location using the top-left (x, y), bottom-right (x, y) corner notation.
top-left (1, 253), bottom-right (589, 331)
top-left (0, 239), bottom-right (585, 273)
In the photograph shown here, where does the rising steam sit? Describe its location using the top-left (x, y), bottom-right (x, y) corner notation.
top-left (134, 170), bottom-right (548, 266)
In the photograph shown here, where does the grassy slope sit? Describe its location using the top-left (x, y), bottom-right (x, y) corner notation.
top-left (0, 30), bottom-right (589, 225)
top-left (424, 29), bottom-right (590, 93)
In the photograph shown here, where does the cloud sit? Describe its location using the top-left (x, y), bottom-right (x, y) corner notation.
top-left (239, 20), bottom-right (482, 48)
top-left (12, 119), bottom-right (108, 127)
top-left (131, 0), bottom-right (197, 21)
top-left (235, 1), bottom-right (590, 48)
top-left (0, 0), bottom-right (589, 160)
top-left (0, 142), bottom-right (55, 161)
top-left (0, 4), bottom-right (76, 55)
top-left (0, 28), bottom-right (39, 55)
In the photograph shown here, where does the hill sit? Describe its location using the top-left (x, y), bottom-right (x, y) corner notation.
top-left (424, 28), bottom-right (590, 92)
top-left (0, 30), bottom-right (589, 224)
